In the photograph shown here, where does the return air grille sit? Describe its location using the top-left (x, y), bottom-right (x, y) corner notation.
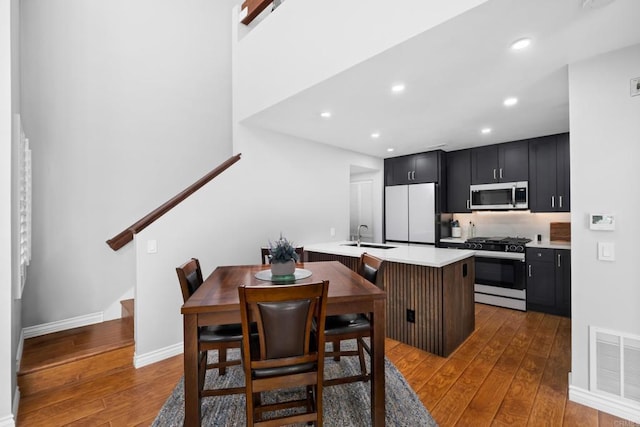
top-left (590, 327), bottom-right (640, 404)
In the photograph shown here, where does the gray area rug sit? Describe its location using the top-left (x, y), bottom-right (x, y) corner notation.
top-left (153, 340), bottom-right (437, 426)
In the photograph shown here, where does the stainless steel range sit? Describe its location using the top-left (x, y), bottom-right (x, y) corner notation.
top-left (443, 236), bottom-right (531, 311)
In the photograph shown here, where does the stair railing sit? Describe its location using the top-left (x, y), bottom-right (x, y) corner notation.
top-left (106, 153), bottom-right (241, 251)
top-left (240, 0), bottom-right (281, 25)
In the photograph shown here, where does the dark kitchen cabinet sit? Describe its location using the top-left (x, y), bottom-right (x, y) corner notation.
top-left (555, 249), bottom-right (571, 317)
top-left (471, 140), bottom-right (529, 184)
top-left (529, 133), bottom-right (570, 212)
top-left (385, 151), bottom-right (441, 185)
top-left (446, 149), bottom-right (471, 213)
top-left (526, 247), bottom-right (571, 317)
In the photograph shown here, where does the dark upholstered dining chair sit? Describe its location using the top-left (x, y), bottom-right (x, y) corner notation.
top-left (176, 258), bottom-right (245, 403)
top-left (260, 246), bottom-right (305, 264)
top-left (238, 281), bottom-right (329, 427)
top-left (323, 252), bottom-right (384, 386)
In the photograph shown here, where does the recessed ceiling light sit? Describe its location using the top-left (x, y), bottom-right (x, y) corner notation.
top-left (320, 111), bottom-right (332, 119)
top-left (391, 83), bottom-right (405, 94)
top-left (387, 148), bottom-right (395, 152)
top-left (503, 97), bottom-right (518, 107)
top-left (510, 38), bottom-right (531, 50)
top-left (481, 127), bottom-right (492, 134)
top-left (371, 132), bottom-right (380, 139)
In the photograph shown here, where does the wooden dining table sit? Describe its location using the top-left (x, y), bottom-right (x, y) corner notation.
top-left (181, 260), bottom-right (387, 426)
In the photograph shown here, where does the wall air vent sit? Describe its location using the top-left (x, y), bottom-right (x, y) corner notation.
top-left (590, 326), bottom-right (640, 404)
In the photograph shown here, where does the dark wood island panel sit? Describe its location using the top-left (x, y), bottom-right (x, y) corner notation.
top-left (306, 251), bottom-right (475, 357)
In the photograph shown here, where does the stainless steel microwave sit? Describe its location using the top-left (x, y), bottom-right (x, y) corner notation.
top-left (469, 181), bottom-right (528, 210)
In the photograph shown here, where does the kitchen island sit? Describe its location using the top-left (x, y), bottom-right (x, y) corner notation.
top-left (305, 242), bottom-right (475, 357)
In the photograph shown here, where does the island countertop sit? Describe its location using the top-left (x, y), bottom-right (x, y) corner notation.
top-left (304, 241), bottom-right (474, 268)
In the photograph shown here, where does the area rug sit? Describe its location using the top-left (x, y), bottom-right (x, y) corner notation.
top-left (153, 340), bottom-right (437, 426)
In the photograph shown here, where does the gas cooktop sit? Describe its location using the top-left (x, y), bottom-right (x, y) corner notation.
top-left (464, 236), bottom-right (531, 252)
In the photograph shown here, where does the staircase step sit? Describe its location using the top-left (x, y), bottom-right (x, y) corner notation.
top-left (18, 319), bottom-right (134, 397)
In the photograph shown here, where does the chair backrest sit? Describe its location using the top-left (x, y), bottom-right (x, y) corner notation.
top-left (238, 281), bottom-right (328, 365)
top-left (176, 258), bottom-right (204, 303)
top-left (260, 246), bottom-right (305, 264)
top-left (358, 252), bottom-right (384, 288)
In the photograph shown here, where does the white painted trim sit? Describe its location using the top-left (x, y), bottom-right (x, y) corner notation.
top-left (15, 330), bottom-right (23, 372)
top-left (11, 387), bottom-right (19, 424)
top-left (569, 384), bottom-right (640, 424)
top-left (22, 312), bottom-right (104, 339)
top-left (134, 342), bottom-right (183, 369)
top-left (0, 413), bottom-right (15, 427)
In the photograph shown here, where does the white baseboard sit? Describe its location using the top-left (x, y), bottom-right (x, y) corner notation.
top-left (15, 330), bottom-right (23, 373)
top-left (11, 387), bottom-right (20, 424)
top-left (569, 384), bottom-right (640, 423)
top-left (23, 312), bottom-right (104, 339)
top-left (0, 412), bottom-right (15, 427)
top-left (134, 342), bottom-right (183, 369)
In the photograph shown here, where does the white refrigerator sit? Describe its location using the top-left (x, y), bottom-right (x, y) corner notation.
top-left (385, 183), bottom-right (436, 244)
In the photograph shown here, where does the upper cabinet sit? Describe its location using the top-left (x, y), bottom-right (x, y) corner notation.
top-left (446, 149), bottom-right (471, 213)
top-left (470, 140), bottom-right (529, 184)
top-left (385, 151), bottom-right (443, 186)
top-left (528, 133), bottom-right (570, 212)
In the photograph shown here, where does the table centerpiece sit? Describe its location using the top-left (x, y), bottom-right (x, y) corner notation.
top-left (268, 234), bottom-right (299, 278)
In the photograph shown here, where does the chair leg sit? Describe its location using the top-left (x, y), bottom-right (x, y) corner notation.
top-left (315, 382), bottom-right (322, 426)
top-left (218, 348), bottom-right (227, 375)
top-left (357, 338), bottom-right (368, 378)
top-left (332, 339), bottom-right (340, 361)
top-left (198, 351), bottom-right (207, 392)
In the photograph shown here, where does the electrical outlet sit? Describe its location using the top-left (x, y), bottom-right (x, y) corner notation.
top-left (406, 309), bottom-right (415, 323)
top-left (632, 77), bottom-right (640, 97)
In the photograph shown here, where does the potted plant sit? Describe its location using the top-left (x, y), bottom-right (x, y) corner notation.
top-left (268, 234), bottom-right (299, 277)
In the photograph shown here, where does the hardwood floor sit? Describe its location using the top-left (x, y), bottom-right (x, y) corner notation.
top-left (16, 304), bottom-right (636, 426)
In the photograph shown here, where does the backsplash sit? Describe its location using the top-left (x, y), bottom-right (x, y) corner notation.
top-left (452, 212), bottom-right (571, 241)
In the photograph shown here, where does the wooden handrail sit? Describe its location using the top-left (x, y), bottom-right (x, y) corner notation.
top-left (106, 153), bottom-right (242, 251)
top-left (240, 0), bottom-right (275, 25)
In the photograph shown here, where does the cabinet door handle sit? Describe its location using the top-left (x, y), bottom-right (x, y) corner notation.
top-left (557, 254), bottom-right (561, 268)
top-left (493, 169), bottom-right (497, 180)
top-left (408, 171), bottom-right (411, 181)
top-left (467, 199), bottom-right (470, 210)
top-left (528, 264), bottom-right (532, 277)
top-left (412, 171), bottom-right (416, 181)
top-left (551, 196), bottom-right (555, 208)
top-left (559, 196), bottom-right (563, 208)
top-left (499, 168), bottom-right (503, 179)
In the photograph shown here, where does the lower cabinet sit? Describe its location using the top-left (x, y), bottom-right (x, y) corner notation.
top-left (526, 248), bottom-right (571, 317)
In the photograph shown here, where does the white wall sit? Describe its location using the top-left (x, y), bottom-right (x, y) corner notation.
top-left (568, 43), bottom-right (640, 419)
top-left (20, 0), bottom-right (239, 327)
top-left (234, 0), bottom-right (487, 121)
top-left (134, 124), bottom-right (383, 360)
top-left (1, 0), bottom-right (16, 422)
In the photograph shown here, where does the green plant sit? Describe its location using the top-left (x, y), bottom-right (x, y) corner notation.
top-left (268, 234), bottom-right (299, 264)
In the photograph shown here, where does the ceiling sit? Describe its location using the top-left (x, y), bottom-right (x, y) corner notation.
top-left (241, 0), bottom-right (640, 158)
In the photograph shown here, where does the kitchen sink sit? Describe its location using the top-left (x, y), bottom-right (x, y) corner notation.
top-left (341, 243), bottom-right (396, 250)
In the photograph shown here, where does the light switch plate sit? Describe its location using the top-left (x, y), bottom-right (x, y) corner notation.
top-left (147, 239), bottom-right (158, 254)
top-left (597, 242), bottom-right (615, 261)
top-left (632, 77), bottom-right (640, 97)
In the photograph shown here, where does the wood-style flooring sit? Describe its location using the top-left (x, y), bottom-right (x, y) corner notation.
top-left (16, 304), bottom-right (636, 426)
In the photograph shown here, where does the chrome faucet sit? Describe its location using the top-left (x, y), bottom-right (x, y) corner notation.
top-left (357, 224), bottom-right (369, 247)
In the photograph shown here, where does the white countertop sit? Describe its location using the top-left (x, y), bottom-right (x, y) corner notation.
top-left (305, 241), bottom-right (474, 268)
top-left (526, 240), bottom-right (571, 250)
